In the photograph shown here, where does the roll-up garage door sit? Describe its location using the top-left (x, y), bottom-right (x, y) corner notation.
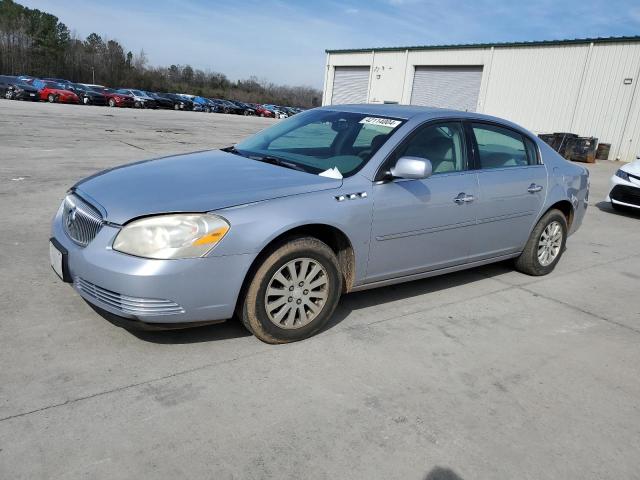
top-left (331, 66), bottom-right (370, 104)
top-left (410, 66), bottom-right (483, 112)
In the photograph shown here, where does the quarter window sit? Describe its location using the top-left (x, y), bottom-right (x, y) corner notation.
top-left (471, 123), bottom-right (531, 169)
top-left (392, 122), bottom-right (466, 174)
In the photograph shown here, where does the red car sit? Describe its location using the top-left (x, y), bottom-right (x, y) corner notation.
top-left (39, 81), bottom-right (80, 104)
top-left (96, 87), bottom-right (135, 108)
top-left (253, 104), bottom-right (275, 118)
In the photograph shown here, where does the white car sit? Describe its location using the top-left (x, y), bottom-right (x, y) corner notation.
top-left (607, 157), bottom-right (640, 211)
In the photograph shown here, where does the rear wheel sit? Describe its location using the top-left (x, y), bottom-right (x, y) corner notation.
top-left (515, 209), bottom-right (567, 276)
top-left (240, 237), bottom-right (342, 344)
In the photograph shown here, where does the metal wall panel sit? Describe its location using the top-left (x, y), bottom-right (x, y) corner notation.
top-left (331, 66), bottom-right (370, 104)
top-left (571, 42), bottom-right (640, 161)
top-left (324, 41), bottom-right (640, 161)
top-left (410, 66), bottom-right (483, 111)
top-left (368, 50), bottom-right (408, 104)
top-left (482, 45), bottom-right (589, 134)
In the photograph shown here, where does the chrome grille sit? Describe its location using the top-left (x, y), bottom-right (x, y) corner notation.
top-left (62, 194), bottom-right (103, 247)
top-left (75, 277), bottom-right (185, 316)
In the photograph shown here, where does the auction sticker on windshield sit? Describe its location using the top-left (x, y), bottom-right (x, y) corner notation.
top-left (359, 117), bottom-right (402, 128)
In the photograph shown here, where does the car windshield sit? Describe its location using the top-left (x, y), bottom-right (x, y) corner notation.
top-left (234, 109), bottom-right (404, 177)
top-left (131, 90), bottom-right (145, 96)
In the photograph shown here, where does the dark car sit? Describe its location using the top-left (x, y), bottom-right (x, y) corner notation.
top-left (160, 93), bottom-right (194, 111)
top-left (145, 92), bottom-right (177, 109)
top-left (210, 98), bottom-right (243, 114)
top-left (71, 83), bottom-right (107, 105)
top-left (0, 75), bottom-right (40, 101)
top-left (228, 100), bottom-right (256, 116)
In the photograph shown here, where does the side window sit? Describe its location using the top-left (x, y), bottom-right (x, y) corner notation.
top-left (394, 122), bottom-right (466, 174)
top-left (524, 137), bottom-right (540, 165)
top-left (269, 122), bottom-right (338, 150)
top-left (471, 123), bottom-right (530, 169)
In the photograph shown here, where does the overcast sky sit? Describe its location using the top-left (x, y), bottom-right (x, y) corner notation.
top-left (20, 0), bottom-right (640, 89)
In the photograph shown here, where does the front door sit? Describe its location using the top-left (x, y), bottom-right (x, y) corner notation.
top-left (366, 121), bottom-right (478, 282)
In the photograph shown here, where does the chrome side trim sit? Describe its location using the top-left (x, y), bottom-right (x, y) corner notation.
top-left (75, 277), bottom-right (185, 316)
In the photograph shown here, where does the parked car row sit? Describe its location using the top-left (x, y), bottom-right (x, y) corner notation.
top-left (0, 74), bottom-right (305, 117)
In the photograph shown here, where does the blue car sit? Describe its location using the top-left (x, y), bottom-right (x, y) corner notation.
top-left (50, 105), bottom-right (589, 343)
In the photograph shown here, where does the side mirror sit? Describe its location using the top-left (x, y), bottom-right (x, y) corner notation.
top-left (391, 156), bottom-right (432, 180)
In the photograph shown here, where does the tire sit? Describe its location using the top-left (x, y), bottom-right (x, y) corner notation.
top-left (174, 103), bottom-right (180, 110)
top-left (514, 209), bottom-right (567, 276)
top-left (108, 98), bottom-right (116, 107)
top-left (240, 237), bottom-right (342, 344)
top-left (260, 113), bottom-right (264, 117)
top-left (47, 94), bottom-right (55, 103)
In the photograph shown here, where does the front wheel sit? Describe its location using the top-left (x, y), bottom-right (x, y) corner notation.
top-left (47, 94), bottom-right (55, 103)
top-left (240, 237), bottom-right (342, 344)
top-left (515, 209), bottom-right (567, 276)
top-left (108, 98), bottom-right (116, 107)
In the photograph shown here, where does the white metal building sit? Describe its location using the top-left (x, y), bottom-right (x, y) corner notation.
top-left (322, 37), bottom-right (640, 162)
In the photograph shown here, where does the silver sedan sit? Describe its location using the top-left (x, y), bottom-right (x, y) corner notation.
top-left (50, 105), bottom-right (589, 343)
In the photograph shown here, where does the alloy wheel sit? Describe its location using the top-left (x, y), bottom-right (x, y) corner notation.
top-left (264, 258), bottom-right (329, 329)
top-left (537, 221), bottom-right (563, 266)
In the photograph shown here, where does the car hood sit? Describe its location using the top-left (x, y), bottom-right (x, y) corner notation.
top-left (621, 159), bottom-right (640, 176)
top-left (74, 150), bottom-right (342, 224)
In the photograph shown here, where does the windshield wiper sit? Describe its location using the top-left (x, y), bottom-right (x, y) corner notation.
top-left (221, 145), bottom-right (240, 155)
top-left (222, 147), bottom-right (307, 173)
top-left (252, 155), bottom-right (307, 172)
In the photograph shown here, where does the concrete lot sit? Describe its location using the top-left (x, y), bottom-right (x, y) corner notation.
top-left (1, 100), bottom-right (639, 479)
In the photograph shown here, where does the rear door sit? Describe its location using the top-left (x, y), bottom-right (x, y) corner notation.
top-left (468, 122), bottom-right (548, 260)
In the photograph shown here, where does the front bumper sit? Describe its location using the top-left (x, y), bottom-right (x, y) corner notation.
top-left (51, 205), bottom-right (256, 325)
top-left (606, 173), bottom-right (640, 209)
top-left (15, 90), bottom-right (39, 101)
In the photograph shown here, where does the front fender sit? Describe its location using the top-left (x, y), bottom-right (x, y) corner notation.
top-left (209, 179), bottom-right (374, 285)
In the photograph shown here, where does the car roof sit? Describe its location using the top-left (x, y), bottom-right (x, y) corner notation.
top-left (317, 104), bottom-right (529, 132)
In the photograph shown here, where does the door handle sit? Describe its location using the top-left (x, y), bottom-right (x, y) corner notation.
top-left (527, 183), bottom-right (543, 193)
top-left (454, 193), bottom-right (474, 204)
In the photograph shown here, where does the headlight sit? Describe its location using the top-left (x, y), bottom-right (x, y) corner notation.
top-left (615, 169), bottom-right (629, 181)
top-left (113, 214), bottom-right (229, 259)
